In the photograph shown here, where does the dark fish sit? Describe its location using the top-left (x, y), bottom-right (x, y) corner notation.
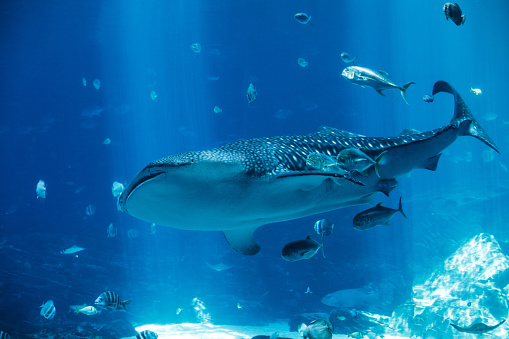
top-left (282, 235), bottom-right (324, 261)
top-left (443, 3), bottom-right (465, 26)
top-left (0, 332), bottom-right (11, 339)
top-left (294, 13), bottom-right (312, 25)
top-left (95, 291), bottom-right (131, 311)
top-left (136, 330), bottom-right (158, 339)
top-left (251, 334), bottom-right (291, 339)
top-left (450, 319), bottom-right (505, 334)
top-left (423, 94), bottom-right (434, 103)
top-left (467, 302), bottom-right (471, 307)
top-left (353, 197), bottom-right (407, 230)
top-left (340, 52), bottom-right (357, 65)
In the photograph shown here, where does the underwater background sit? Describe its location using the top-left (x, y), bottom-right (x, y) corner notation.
top-left (1, 1), bottom-right (509, 338)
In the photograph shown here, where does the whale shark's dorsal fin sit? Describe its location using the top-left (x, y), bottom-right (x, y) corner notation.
top-left (223, 226), bottom-right (261, 255)
top-left (433, 81), bottom-right (499, 153)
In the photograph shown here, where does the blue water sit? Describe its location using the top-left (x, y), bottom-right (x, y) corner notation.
top-left (1, 0), bottom-right (508, 336)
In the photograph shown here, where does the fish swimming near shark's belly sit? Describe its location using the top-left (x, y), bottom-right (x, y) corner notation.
top-left (118, 81), bottom-right (498, 255)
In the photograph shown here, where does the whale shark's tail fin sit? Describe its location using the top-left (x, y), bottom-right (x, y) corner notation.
top-left (399, 82), bottom-right (415, 105)
top-left (432, 81), bottom-right (499, 153)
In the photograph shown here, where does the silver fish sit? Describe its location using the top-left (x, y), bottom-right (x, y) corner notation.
top-left (342, 66), bottom-right (415, 104)
top-left (340, 52), bottom-right (357, 65)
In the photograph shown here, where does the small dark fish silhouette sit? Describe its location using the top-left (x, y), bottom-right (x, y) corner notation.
top-left (450, 319), bottom-right (505, 334)
top-left (353, 197), bottom-right (407, 230)
top-left (294, 13), bottom-right (312, 25)
top-left (423, 94), bottom-right (434, 103)
top-left (282, 235), bottom-right (324, 261)
top-left (443, 3), bottom-right (465, 26)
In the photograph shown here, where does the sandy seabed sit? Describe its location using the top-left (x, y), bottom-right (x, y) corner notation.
top-left (134, 323), bottom-right (410, 339)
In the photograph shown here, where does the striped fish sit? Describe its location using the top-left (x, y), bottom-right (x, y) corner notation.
top-left (94, 291), bottom-right (131, 311)
top-left (136, 330), bottom-right (158, 339)
top-left (0, 331), bottom-right (11, 339)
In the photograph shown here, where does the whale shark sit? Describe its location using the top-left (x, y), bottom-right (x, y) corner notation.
top-left (118, 81), bottom-right (498, 255)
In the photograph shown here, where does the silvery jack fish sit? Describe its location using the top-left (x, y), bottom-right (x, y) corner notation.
top-left (342, 66), bottom-right (415, 104)
top-left (118, 81), bottom-right (498, 256)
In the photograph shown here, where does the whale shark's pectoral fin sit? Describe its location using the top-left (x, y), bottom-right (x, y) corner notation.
top-left (223, 226), bottom-right (261, 256)
top-left (421, 154), bottom-right (442, 171)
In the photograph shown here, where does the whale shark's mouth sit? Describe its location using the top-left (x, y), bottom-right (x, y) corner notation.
top-left (117, 169), bottom-right (166, 213)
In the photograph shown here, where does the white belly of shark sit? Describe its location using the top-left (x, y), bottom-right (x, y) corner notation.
top-left (118, 81), bottom-right (498, 255)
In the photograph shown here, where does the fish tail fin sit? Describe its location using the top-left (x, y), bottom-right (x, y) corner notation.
top-left (75, 307), bottom-right (80, 314)
top-left (399, 82), bottom-right (416, 105)
top-left (321, 235), bottom-right (326, 259)
top-left (398, 197), bottom-right (407, 219)
top-left (122, 300), bottom-right (132, 312)
top-left (374, 150), bottom-right (388, 177)
top-left (432, 80), bottom-right (499, 153)
top-left (353, 56), bottom-right (357, 65)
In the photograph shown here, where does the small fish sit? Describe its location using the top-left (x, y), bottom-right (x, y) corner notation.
top-left (112, 181), bottom-right (124, 197)
top-left (340, 52), bottom-right (357, 65)
top-left (150, 91), bottom-right (157, 101)
top-left (93, 79), bottom-right (101, 90)
top-left (0, 331), bottom-right (12, 339)
top-left (150, 223), bottom-right (156, 234)
top-left (306, 152), bottom-right (338, 172)
top-left (470, 87), bottom-right (482, 95)
top-left (176, 307), bottom-right (182, 315)
top-left (423, 94), bottom-right (434, 103)
top-left (350, 309), bottom-right (358, 318)
top-left (294, 13), bottom-right (312, 25)
top-left (450, 319), bottom-right (505, 334)
top-left (36, 180), bottom-right (46, 199)
top-left (85, 204), bottom-right (96, 216)
top-left (348, 332), bottom-right (365, 339)
top-left (103, 138), bottom-right (111, 145)
top-left (107, 223), bottom-right (117, 238)
top-left (342, 66), bottom-right (415, 104)
top-left (247, 83), bottom-right (257, 103)
top-left (190, 43), bottom-right (201, 54)
top-left (443, 3), bottom-right (465, 26)
top-left (251, 333), bottom-right (291, 339)
top-left (136, 330), bottom-right (158, 339)
top-left (128, 228), bottom-right (140, 239)
top-left (75, 305), bottom-right (99, 315)
top-left (299, 319), bottom-right (333, 339)
top-left (467, 301), bottom-right (472, 307)
top-left (314, 219), bottom-right (334, 243)
top-left (40, 300), bottom-right (56, 319)
top-left (95, 291), bottom-right (131, 311)
top-left (337, 316), bottom-right (346, 321)
top-left (213, 106), bottom-right (222, 114)
top-left (61, 245), bottom-right (85, 254)
top-left (282, 235), bottom-right (324, 261)
top-left (237, 302), bottom-right (242, 309)
top-left (298, 58), bottom-right (308, 67)
top-left (353, 197), bottom-right (407, 230)
top-left (337, 148), bottom-right (387, 177)
top-left (305, 287), bottom-right (313, 294)
top-left (82, 77), bottom-right (86, 86)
